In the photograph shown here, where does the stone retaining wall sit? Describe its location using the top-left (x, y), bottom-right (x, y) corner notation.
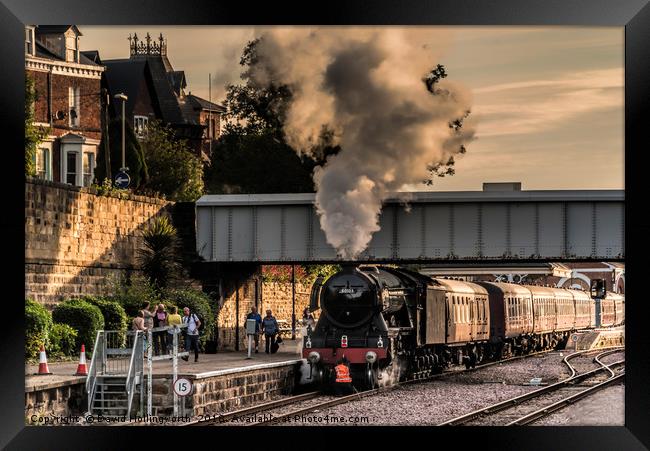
top-left (25, 178), bottom-right (171, 307)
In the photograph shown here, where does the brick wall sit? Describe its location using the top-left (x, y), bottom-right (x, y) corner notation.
top-left (216, 279), bottom-right (313, 351)
top-left (29, 69), bottom-right (102, 141)
top-left (25, 178), bottom-right (171, 307)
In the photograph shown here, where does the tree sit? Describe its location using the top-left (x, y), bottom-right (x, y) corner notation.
top-left (138, 216), bottom-right (183, 293)
top-left (204, 39), bottom-right (339, 194)
top-left (94, 118), bottom-right (148, 189)
top-left (139, 120), bottom-right (204, 201)
top-left (25, 74), bottom-right (49, 176)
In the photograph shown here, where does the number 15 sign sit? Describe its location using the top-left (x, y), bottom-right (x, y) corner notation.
top-left (173, 377), bottom-right (193, 397)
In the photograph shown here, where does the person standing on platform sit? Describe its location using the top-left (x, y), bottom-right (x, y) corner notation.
top-left (152, 303), bottom-right (168, 356)
top-left (261, 309), bottom-right (279, 354)
top-left (141, 302), bottom-right (155, 331)
top-left (166, 306), bottom-right (182, 353)
top-left (245, 306), bottom-right (262, 353)
top-left (182, 307), bottom-right (201, 362)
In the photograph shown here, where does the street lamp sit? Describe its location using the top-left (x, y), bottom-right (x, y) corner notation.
top-left (113, 93), bottom-right (128, 172)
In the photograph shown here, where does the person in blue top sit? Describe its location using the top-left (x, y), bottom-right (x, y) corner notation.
top-left (261, 309), bottom-right (279, 354)
top-left (245, 306), bottom-right (263, 353)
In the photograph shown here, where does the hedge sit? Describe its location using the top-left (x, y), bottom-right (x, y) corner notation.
top-left (49, 323), bottom-right (78, 357)
top-left (81, 296), bottom-right (128, 334)
top-left (52, 299), bottom-right (104, 352)
top-left (109, 274), bottom-right (160, 318)
top-left (25, 299), bottom-right (52, 359)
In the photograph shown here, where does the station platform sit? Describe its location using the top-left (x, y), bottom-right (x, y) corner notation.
top-left (25, 339), bottom-right (309, 419)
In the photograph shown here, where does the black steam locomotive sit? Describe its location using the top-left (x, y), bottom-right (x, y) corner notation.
top-left (302, 265), bottom-right (624, 389)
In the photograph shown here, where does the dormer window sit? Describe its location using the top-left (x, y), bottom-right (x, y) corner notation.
top-left (65, 34), bottom-right (78, 62)
top-left (25, 26), bottom-right (35, 56)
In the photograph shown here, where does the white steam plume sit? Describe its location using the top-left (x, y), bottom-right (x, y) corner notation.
top-left (248, 28), bottom-right (476, 258)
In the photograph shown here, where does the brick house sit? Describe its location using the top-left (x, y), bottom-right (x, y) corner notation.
top-left (102, 33), bottom-right (225, 162)
top-left (25, 25), bottom-right (105, 186)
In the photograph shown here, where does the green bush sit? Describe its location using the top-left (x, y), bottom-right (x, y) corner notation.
top-left (25, 299), bottom-right (53, 359)
top-left (106, 274), bottom-right (160, 318)
top-left (81, 296), bottom-right (128, 333)
top-left (163, 288), bottom-right (214, 345)
top-left (52, 299), bottom-right (104, 352)
top-left (49, 323), bottom-right (78, 358)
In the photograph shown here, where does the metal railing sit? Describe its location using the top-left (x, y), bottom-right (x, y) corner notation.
top-left (86, 330), bottom-right (103, 414)
top-left (126, 331), bottom-right (144, 416)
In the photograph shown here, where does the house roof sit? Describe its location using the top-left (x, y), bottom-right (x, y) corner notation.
top-left (81, 50), bottom-right (102, 65)
top-left (103, 54), bottom-right (205, 127)
top-left (186, 94), bottom-right (226, 112)
top-left (33, 40), bottom-right (100, 67)
top-left (35, 25), bottom-right (82, 36)
top-left (103, 59), bottom-right (149, 118)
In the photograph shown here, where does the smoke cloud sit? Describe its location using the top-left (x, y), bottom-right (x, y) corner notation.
top-left (248, 28), bottom-right (476, 258)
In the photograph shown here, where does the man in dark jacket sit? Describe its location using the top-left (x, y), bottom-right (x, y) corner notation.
top-left (261, 309), bottom-right (279, 354)
top-left (245, 306), bottom-right (263, 353)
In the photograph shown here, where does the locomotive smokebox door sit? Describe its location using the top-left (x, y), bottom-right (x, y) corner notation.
top-left (426, 287), bottom-right (447, 343)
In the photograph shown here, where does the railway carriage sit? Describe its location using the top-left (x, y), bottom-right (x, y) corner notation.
top-left (476, 282), bottom-right (533, 355)
top-left (570, 288), bottom-right (593, 329)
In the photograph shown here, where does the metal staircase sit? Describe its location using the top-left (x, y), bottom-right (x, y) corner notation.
top-left (86, 330), bottom-right (145, 417)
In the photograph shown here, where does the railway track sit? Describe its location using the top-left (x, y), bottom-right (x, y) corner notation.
top-left (437, 347), bottom-right (625, 426)
top-left (188, 348), bottom-right (561, 426)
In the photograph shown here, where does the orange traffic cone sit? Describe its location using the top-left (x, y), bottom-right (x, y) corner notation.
top-left (75, 344), bottom-right (88, 376)
top-left (35, 344), bottom-right (52, 375)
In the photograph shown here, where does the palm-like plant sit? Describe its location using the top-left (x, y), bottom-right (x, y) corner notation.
top-left (138, 216), bottom-right (181, 292)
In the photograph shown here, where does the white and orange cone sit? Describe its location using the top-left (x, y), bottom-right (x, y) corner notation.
top-left (75, 344), bottom-right (88, 376)
top-left (35, 344), bottom-right (52, 375)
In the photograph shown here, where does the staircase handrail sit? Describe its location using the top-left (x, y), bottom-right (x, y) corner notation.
top-left (125, 330), bottom-right (142, 416)
top-left (86, 330), bottom-right (104, 413)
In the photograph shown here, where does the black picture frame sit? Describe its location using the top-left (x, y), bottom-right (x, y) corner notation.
top-left (2, 0), bottom-right (648, 449)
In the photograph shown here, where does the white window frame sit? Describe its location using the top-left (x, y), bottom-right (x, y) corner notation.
top-left (82, 152), bottom-right (95, 187)
top-left (65, 33), bottom-right (78, 63)
top-left (69, 86), bottom-right (80, 128)
top-left (134, 115), bottom-right (149, 138)
top-left (61, 142), bottom-right (97, 187)
top-left (34, 145), bottom-right (52, 181)
top-left (25, 26), bottom-right (35, 56)
top-left (64, 149), bottom-right (79, 185)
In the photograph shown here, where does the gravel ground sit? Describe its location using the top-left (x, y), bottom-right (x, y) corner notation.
top-left (531, 384), bottom-right (625, 426)
top-left (282, 351), bottom-right (576, 426)
top-left (598, 350), bottom-right (625, 366)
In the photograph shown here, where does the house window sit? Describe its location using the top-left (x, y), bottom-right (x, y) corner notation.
top-left (69, 87), bottom-right (80, 127)
top-left (134, 116), bottom-right (148, 138)
top-left (66, 34), bottom-right (78, 63)
top-left (25, 27), bottom-right (34, 56)
top-left (83, 152), bottom-right (95, 187)
top-left (66, 151), bottom-right (78, 185)
top-left (34, 147), bottom-right (51, 181)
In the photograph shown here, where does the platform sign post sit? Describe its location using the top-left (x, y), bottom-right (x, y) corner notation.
top-left (173, 329), bottom-right (178, 416)
top-left (246, 319), bottom-right (257, 359)
top-left (147, 329), bottom-right (153, 416)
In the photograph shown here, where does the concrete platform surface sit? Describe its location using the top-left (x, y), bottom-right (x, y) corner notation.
top-left (26, 339), bottom-right (304, 391)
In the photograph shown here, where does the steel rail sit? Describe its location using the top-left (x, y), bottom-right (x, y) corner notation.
top-left (437, 346), bottom-right (624, 426)
top-left (248, 349), bottom-right (561, 426)
top-left (507, 359), bottom-right (625, 425)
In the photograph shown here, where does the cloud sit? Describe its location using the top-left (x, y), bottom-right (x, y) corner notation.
top-left (473, 68), bottom-right (623, 137)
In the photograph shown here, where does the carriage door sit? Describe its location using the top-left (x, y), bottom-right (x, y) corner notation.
top-left (425, 287), bottom-right (447, 344)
